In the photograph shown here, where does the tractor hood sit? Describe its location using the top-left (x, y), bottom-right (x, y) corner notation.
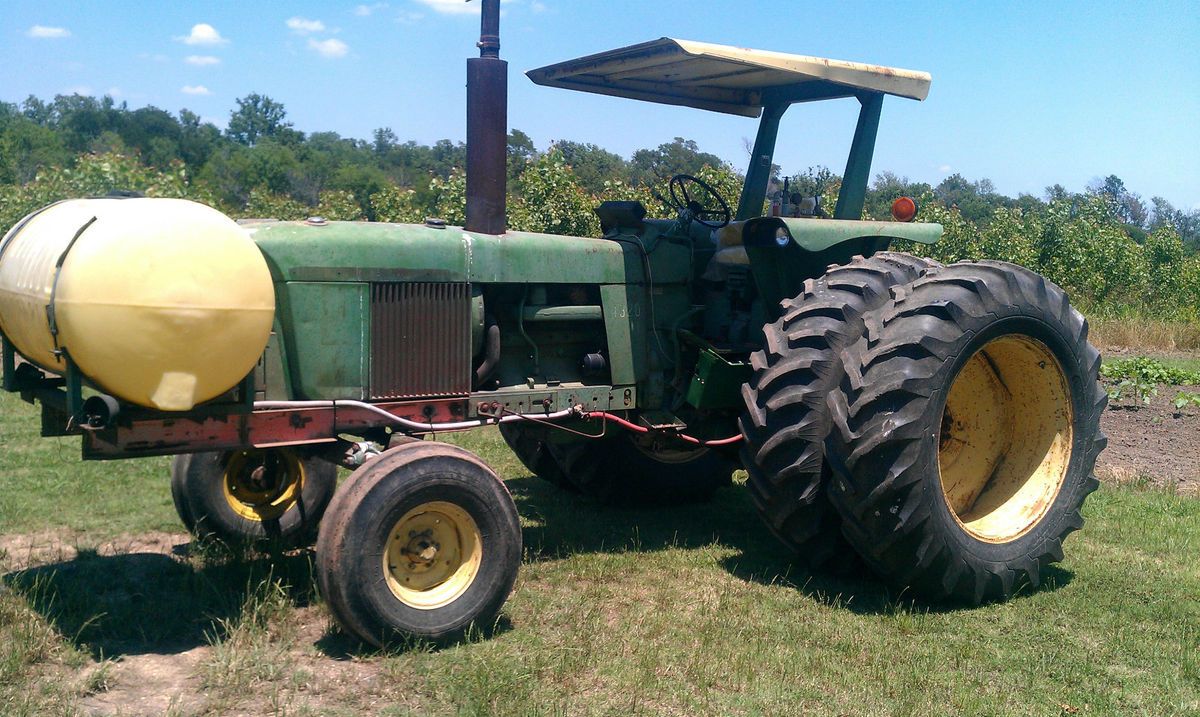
top-left (245, 220), bottom-right (639, 285)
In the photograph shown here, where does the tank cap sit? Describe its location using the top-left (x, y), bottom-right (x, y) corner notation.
top-left (425, 217), bottom-right (447, 228)
top-left (304, 216), bottom-right (328, 226)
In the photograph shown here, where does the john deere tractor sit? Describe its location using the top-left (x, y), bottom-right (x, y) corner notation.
top-left (0, 1), bottom-right (1105, 646)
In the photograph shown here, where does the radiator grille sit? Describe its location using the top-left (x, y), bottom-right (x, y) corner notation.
top-left (370, 282), bottom-right (472, 400)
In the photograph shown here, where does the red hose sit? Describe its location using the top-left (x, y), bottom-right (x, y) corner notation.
top-left (582, 411), bottom-right (743, 447)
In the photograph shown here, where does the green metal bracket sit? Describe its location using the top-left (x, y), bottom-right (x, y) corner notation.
top-left (686, 347), bottom-right (752, 410)
top-left (1, 334), bottom-right (14, 392)
top-left (834, 92), bottom-right (884, 220)
top-left (61, 350), bottom-right (84, 422)
top-left (240, 369), bottom-right (256, 408)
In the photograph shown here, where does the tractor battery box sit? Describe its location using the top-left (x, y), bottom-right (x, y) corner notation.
top-left (686, 348), bottom-right (752, 410)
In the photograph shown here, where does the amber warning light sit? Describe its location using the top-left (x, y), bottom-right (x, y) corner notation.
top-left (891, 196), bottom-right (918, 222)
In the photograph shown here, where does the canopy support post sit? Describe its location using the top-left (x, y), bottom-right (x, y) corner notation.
top-left (737, 103), bottom-right (788, 221)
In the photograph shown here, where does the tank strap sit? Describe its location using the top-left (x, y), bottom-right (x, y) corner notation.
top-left (45, 216), bottom-right (98, 356)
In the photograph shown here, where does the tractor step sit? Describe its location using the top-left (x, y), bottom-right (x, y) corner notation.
top-left (638, 411), bottom-right (687, 432)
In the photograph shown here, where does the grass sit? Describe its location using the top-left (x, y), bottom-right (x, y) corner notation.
top-left (0, 390), bottom-right (177, 537)
top-left (1090, 317), bottom-right (1200, 352)
top-left (2, 391), bottom-right (1199, 715)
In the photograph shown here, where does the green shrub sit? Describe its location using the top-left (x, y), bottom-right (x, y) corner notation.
top-left (1101, 357), bottom-right (1200, 386)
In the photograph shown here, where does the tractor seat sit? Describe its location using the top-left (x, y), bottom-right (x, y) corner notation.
top-left (595, 201), bottom-right (646, 233)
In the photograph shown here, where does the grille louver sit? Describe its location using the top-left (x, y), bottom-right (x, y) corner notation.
top-left (370, 282), bottom-right (472, 400)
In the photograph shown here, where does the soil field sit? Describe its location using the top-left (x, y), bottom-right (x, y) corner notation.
top-left (1096, 348), bottom-right (1200, 493)
top-left (1099, 389), bottom-right (1200, 492)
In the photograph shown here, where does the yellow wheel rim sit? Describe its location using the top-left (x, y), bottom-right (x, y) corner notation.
top-left (938, 335), bottom-right (1074, 543)
top-left (221, 449), bottom-right (305, 522)
top-left (384, 501), bottom-right (483, 610)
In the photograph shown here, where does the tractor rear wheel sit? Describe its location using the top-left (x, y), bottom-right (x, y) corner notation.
top-left (498, 423), bottom-right (575, 490)
top-left (548, 431), bottom-right (734, 504)
top-left (171, 448), bottom-right (337, 547)
top-left (739, 252), bottom-right (936, 568)
top-left (315, 441), bottom-right (521, 646)
top-left (827, 260), bottom-right (1107, 603)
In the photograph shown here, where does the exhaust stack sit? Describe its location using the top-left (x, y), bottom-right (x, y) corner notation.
top-left (465, 0), bottom-right (507, 235)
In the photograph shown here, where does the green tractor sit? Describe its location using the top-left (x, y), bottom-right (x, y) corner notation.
top-left (0, 2), bottom-right (1105, 646)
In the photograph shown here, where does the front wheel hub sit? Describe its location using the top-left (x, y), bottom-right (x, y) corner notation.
top-left (384, 501), bottom-right (482, 610)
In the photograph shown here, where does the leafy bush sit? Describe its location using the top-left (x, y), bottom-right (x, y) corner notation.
top-left (315, 190), bottom-right (364, 221)
top-left (428, 167), bottom-right (466, 226)
top-left (1100, 357), bottom-right (1200, 386)
top-left (369, 185), bottom-right (426, 224)
top-left (508, 150), bottom-right (600, 236)
top-left (242, 188), bottom-right (307, 220)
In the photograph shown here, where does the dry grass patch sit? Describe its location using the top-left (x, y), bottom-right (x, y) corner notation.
top-left (1090, 317), bottom-right (1200, 351)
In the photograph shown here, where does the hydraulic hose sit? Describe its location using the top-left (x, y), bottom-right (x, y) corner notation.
top-left (252, 401), bottom-right (744, 447)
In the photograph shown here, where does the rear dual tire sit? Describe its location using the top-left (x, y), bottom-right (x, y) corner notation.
top-left (825, 260), bottom-right (1106, 603)
top-left (739, 253), bottom-right (937, 568)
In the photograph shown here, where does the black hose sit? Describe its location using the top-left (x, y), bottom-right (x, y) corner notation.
top-left (474, 316), bottom-right (501, 387)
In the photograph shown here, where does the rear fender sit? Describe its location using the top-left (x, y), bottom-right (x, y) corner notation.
top-left (736, 216), bottom-right (942, 318)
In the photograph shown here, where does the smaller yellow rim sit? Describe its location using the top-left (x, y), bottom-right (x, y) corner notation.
top-left (221, 450), bottom-right (305, 522)
top-left (384, 501), bottom-right (482, 610)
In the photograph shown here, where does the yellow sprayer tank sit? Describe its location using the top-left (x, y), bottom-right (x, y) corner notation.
top-left (0, 198), bottom-right (275, 411)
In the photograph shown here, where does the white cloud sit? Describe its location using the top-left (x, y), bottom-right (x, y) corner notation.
top-left (308, 38), bottom-right (349, 58)
top-left (415, 0), bottom-right (481, 15)
top-left (286, 17), bottom-right (326, 34)
top-left (938, 164), bottom-right (952, 173)
top-left (354, 3), bottom-right (388, 16)
top-left (185, 55), bottom-right (221, 66)
top-left (181, 85), bottom-right (212, 95)
top-left (28, 25), bottom-right (71, 39)
top-left (179, 23), bottom-right (227, 45)
top-left (396, 11), bottom-right (425, 23)
top-left (530, 1), bottom-right (546, 12)
top-left (413, 0), bottom-right (517, 16)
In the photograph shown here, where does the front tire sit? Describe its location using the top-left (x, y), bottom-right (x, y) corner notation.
top-left (315, 441), bottom-right (522, 646)
top-left (171, 448), bottom-right (337, 547)
top-left (827, 260), bottom-right (1107, 603)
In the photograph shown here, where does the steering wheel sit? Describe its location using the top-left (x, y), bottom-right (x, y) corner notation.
top-left (668, 174), bottom-right (732, 229)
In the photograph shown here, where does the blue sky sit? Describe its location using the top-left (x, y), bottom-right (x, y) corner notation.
top-left (3, 1), bottom-right (1197, 209)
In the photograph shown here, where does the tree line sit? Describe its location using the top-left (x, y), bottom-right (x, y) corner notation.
top-left (1, 92), bottom-right (1197, 321)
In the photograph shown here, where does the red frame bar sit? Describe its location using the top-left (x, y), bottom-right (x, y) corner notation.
top-left (83, 398), bottom-right (468, 460)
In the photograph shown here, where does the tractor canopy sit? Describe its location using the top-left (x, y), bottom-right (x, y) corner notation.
top-left (526, 37), bottom-right (931, 118)
top-left (529, 38), bottom-right (933, 224)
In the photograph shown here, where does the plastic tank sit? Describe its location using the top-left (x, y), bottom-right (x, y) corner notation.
top-left (0, 198), bottom-right (275, 411)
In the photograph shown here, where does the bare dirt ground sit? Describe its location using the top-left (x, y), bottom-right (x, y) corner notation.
top-left (1096, 347), bottom-right (1200, 493)
top-left (1099, 388), bottom-right (1200, 493)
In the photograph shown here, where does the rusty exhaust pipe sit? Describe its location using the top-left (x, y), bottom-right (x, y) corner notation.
top-left (465, 0), bottom-right (507, 235)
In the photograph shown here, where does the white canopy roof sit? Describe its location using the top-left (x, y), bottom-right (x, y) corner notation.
top-left (527, 38), bottom-right (931, 117)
